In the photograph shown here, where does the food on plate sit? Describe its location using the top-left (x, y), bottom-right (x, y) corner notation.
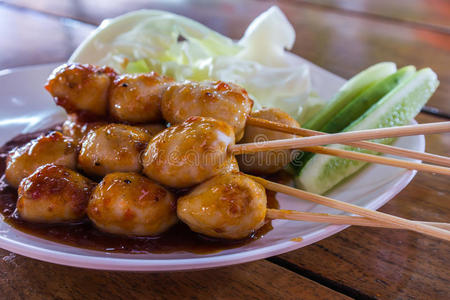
top-left (237, 107), bottom-right (300, 175)
top-left (62, 114), bottom-right (106, 145)
top-left (320, 65), bottom-right (416, 134)
top-left (297, 68), bottom-right (439, 194)
top-left (303, 62), bottom-right (397, 131)
top-left (109, 72), bottom-right (173, 123)
top-left (47, 63), bottom-right (254, 141)
top-left (69, 7), bottom-right (313, 121)
top-left (141, 116), bottom-right (236, 188)
top-left (161, 80), bottom-right (253, 141)
top-left (78, 123), bottom-right (152, 177)
top-left (0, 7), bottom-right (442, 255)
top-left (177, 173), bottom-right (267, 239)
top-left (17, 164), bottom-right (94, 223)
top-left (5, 131), bottom-right (77, 188)
top-left (87, 172), bottom-right (177, 236)
top-left (45, 63), bottom-right (116, 119)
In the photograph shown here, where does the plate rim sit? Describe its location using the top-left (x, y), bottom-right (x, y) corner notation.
top-left (0, 62), bottom-right (423, 271)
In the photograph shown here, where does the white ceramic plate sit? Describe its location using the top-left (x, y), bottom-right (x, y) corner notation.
top-left (0, 61), bottom-right (423, 271)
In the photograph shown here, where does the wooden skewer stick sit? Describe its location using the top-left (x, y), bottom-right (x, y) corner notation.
top-left (232, 121), bottom-right (450, 154)
top-left (249, 175), bottom-right (450, 242)
top-left (301, 146), bottom-right (450, 176)
top-left (247, 116), bottom-right (450, 167)
top-left (266, 209), bottom-right (450, 230)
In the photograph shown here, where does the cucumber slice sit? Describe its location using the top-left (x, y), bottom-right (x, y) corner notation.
top-left (303, 62), bottom-right (397, 130)
top-left (296, 68), bottom-right (439, 195)
top-left (320, 65), bottom-right (416, 134)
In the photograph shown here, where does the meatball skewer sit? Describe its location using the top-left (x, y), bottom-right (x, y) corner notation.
top-left (87, 172), bottom-right (178, 236)
top-left (17, 164), bottom-right (95, 223)
top-left (251, 175), bottom-right (450, 242)
top-left (178, 173), bottom-right (450, 240)
top-left (46, 63), bottom-right (446, 169)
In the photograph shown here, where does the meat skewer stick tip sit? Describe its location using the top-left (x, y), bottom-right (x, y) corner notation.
top-left (231, 121), bottom-right (450, 154)
top-left (249, 175), bottom-right (450, 242)
top-left (247, 116), bottom-right (450, 167)
top-left (266, 209), bottom-right (450, 231)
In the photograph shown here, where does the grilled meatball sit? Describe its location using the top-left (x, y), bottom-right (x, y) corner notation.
top-left (161, 81), bottom-right (253, 141)
top-left (177, 173), bottom-right (267, 239)
top-left (87, 172), bottom-right (177, 236)
top-left (62, 114), bottom-right (106, 145)
top-left (237, 108), bottom-right (300, 175)
top-left (109, 72), bottom-right (173, 123)
top-left (17, 164), bottom-right (94, 223)
top-left (142, 117), bottom-right (236, 188)
top-left (45, 63), bottom-right (116, 119)
top-left (78, 124), bottom-right (151, 177)
top-left (5, 131), bottom-right (77, 188)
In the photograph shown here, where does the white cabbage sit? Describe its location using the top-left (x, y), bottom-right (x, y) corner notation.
top-left (70, 6), bottom-right (312, 120)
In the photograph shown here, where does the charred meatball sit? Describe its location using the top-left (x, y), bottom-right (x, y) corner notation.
top-left (45, 63), bottom-right (116, 118)
top-left (161, 81), bottom-right (253, 141)
top-left (78, 124), bottom-right (151, 177)
top-left (237, 108), bottom-right (300, 175)
top-left (177, 173), bottom-right (267, 239)
top-left (17, 164), bottom-right (94, 223)
top-left (109, 72), bottom-right (173, 123)
top-left (5, 131), bottom-right (77, 188)
top-left (87, 172), bottom-right (177, 236)
top-left (141, 117), bottom-right (236, 188)
top-left (62, 114), bottom-right (106, 145)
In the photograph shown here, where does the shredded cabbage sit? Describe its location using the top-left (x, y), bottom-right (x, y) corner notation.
top-left (70, 6), bottom-right (312, 120)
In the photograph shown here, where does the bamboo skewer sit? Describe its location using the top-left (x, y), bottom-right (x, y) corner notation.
top-left (266, 209), bottom-right (450, 230)
top-left (247, 116), bottom-right (450, 167)
top-left (249, 175), bottom-right (450, 241)
top-left (301, 146), bottom-right (450, 176)
top-left (231, 121), bottom-right (450, 154)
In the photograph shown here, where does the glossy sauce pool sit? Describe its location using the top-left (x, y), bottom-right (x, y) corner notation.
top-left (0, 128), bottom-right (280, 254)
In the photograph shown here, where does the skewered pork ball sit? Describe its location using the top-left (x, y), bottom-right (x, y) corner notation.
top-left (236, 107), bottom-right (301, 175)
top-left (109, 72), bottom-right (173, 124)
top-left (78, 124), bottom-right (151, 177)
top-left (45, 63), bottom-right (116, 119)
top-left (177, 173), bottom-right (267, 239)
top-left (17, 164), bottom-right (95, 223)
top-left (5, 131), bottom-right (77, 188)
top-left (62, 114), bottom-right (106, 145)
top-left (161, 81), bottom-right (253, 141)
top-left (142, 116), bottom-right (236, 188)
top-left (87, 172), bottom-right (177, 236)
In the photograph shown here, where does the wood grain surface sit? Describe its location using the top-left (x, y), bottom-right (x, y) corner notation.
top-left (0, 248), bottom-right (350, 300)
top-left (290, 0), bottom-right (450, 32)
top-left (0, 1), bottom-right (449, 299)
top-left (278, 113), bottom-right (450, 299)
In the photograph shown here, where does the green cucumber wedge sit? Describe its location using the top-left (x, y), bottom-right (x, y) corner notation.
top-left (296, 68), bottom-right (439, 195)
top-left (303, 62), bottom-right (397, 130)
top-left (320, 65), bottom-right (416, 134)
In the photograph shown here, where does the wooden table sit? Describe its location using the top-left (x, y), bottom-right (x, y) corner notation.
top-left (0, 1), bottom-right (448, 299)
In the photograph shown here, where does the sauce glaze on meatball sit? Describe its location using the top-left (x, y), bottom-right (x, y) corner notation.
top-left (177, 173), bottom-right (267, 239)
top-left (237, 107), bottom-right (300, 175)
top-left (109, 72), bottom-right (173, 124)
top-left (161, 81), bottom-right (253, 141)
top-left (78, 124), bottom-right (152, 177)
top-left (142, 116), bottom-right (236, 188)
top-left (17, 164), bottom-right (95, 223)
top-left (5, 131), bottom-right (77, 188)
top-left (87, 172), bottom-right (177, 236)
top-left (45, 63), bottom-right (116, 119)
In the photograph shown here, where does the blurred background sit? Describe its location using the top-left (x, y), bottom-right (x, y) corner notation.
top-left (1, 0), bottom-right (449, 115)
